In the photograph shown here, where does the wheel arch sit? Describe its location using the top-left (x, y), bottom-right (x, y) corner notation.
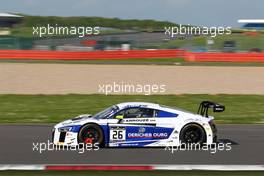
top-left (179, 122), bottom-right (207, 143)
top-left (77, 122), bottom-right (106, 146)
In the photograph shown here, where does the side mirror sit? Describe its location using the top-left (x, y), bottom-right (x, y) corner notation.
top-left (115, 115), bottom-right (124, 120)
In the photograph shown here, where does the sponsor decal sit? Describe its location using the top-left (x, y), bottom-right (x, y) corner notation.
top-left (139, 127), bottom-right (146, 133)
top-left (123, 105), bottom-right (148, 109)
top-left (128, 133), bottom-right (152, 138)
top-left (153, 133), bottom-right (168, 138)
top-left (123, 118), bottom-right (156, 123)
top-left (127, 132), bottom-right (168, 138)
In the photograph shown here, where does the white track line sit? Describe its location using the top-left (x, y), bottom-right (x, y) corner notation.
top-left (0, 164), bottom-right (45, 170)
top-left (154, 165), bottom-right (264, 171)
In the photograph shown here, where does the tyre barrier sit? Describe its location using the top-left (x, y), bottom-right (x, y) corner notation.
top-left (185, 52), bottom-right (264, 62)
top-left (0, 49), bottom-right (184, 60)
top-left (1, 49), bottom-right (264, 62)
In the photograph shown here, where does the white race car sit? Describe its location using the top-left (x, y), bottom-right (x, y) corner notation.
top-left (52, 101), bottom-right (224, 147)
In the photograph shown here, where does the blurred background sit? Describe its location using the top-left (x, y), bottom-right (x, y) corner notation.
top-left (0, 12), bottom-right (263, 53)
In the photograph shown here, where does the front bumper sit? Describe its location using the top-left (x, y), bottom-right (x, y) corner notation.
top-left (52, 128), bottom-right (78, 146)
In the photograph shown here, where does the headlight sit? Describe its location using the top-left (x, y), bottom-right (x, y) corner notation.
top-left (58, 126), bottom-right (72, 132)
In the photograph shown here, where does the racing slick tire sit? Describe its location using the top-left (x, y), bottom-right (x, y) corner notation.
top-left (78, 124), bottom-right (104, 147)
top-left (180, 123), bottom-right (206, 145)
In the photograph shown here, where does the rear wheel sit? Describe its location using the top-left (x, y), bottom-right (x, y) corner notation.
top-left (78, 124), bottom-right (104, 147)
top-left (180, 124), bottom-right (206, 144)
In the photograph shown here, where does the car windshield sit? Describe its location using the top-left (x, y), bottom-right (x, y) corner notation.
top-left (93, 105), bottom-right (119, 119)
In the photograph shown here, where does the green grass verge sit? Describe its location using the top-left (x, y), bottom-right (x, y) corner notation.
top-left (0, 94), bottom-right (264, 124)
top-left (0, 171), bottom-right (264, 176)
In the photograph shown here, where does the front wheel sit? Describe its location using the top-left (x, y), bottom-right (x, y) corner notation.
top-left (180, 124), bottom-right (206, 144)
top-left (78, 124), bottom-right (104, 147)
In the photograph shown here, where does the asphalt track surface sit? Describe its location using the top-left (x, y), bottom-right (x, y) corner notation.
top-left (0, 124), bottom-right (263, 164)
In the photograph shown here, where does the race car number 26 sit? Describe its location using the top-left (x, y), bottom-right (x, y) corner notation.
top-left (110, 127), bottom-right (126, 141)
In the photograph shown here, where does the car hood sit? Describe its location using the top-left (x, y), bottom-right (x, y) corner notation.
top-left (54, 114), bottom-right (98, 128)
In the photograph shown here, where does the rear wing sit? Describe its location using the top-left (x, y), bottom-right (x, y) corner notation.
top-left (197, 101), bottom-right (225, 117)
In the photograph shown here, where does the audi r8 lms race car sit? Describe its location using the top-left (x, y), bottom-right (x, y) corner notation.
top-left (52, 101), bottom-right (225, 147)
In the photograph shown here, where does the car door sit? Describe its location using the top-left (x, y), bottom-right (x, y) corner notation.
top-left (107, 107), bottom-right (157, 147)
top-left (152, 109), bottom-right (178, 141)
